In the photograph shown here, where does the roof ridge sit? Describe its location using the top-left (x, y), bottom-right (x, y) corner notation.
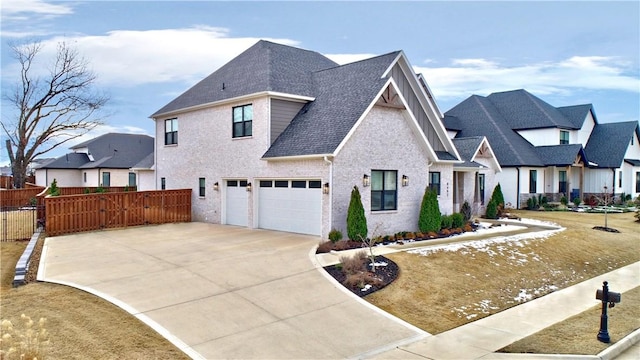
top-left (473, 96), bottom-right (528, 164)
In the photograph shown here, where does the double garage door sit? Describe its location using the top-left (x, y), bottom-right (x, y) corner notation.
top-left (225, 179), bottom-right (322, 236)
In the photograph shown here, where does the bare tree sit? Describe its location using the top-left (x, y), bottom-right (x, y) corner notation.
top-left (2, 41), bottom-right (108, 188)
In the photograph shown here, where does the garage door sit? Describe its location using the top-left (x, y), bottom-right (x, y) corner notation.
top-left (225, 180), bottom-right (248, 226)
top-left (258, 180), bottom-right (322, 235)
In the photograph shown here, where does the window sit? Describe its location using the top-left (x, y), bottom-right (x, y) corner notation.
top-left (165, 118), bottom-right (178, 145)
top-left (618, 171), bottom-right (622, 188)
top-left (260, 180), bottom-right (272, 187)
top-left (291, 180), bottom-right (306, 188)
top-left (232, 104), bottom-right (252, 138)
top-left (102, 172), bottom-right (111, 187)
top-left (529, 170), bottom-right (537, 193)
top-left (560, 130), bottom-right (569, 145)
top-left (275, 180), bottom-right (288, 188)
top-left (128, 172), bottom-right (136, 187)
top-left (478, 173), bottom-right (485, 205)
top-left (559, 171), bottom-right (567, 194)
top-left (429, 172), bottom-right (441, 195)
top-left (309, 181), bottom-right (321, 188)
top-left (636, 172), bottom-right (640, 193)
top-left (371, 170), bottom-right (397, 211)
top-left (161, 177), bottom-right (166, 190)
top-left (199, 178), bottom-right (205, 197)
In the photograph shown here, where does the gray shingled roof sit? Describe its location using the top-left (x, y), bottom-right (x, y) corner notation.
top-left (152, 41), bottom-right (338, 117)
top-left (585, 121), bottom-right (639, 168)
top-left (535, 144), bottom-right (586, 166)
top-left (557, 104), bottom-right (593, 129)
top-left (625, 159), bottom-right (640, 166)
top-left (452, 137), bottom-right (486, 168)
top-left (131, 152), bottom-right (154, 169)
top-left (42, 133), bottom-right (154, 170)
top-left (262, 52), bottom-right (399, 158)
top-left (487, 90), bottom-right (577, 130)
top-left (444, 95), bottom-right (544, 167)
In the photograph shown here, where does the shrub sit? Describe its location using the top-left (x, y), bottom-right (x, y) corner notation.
top-left (328, 228), bottom-right (343, 243)
top-left (441, 214), bottom-right (453, 229)
top-left (460, 200), bottom-right (472, 222)
top-left (48, 178), bottom-right (60, 196)
top-left (317, 241), bottom-right (334, 253)
top-left (527, 197), bottom-right (535, 210)
top-left (572, 197), bottom-right (581, 207)
top-left (440, 228), bottom-right (451, 236)
top-left (419, 187), bottom-right (441, 233)
top-left (0, 314), bottom-right (50, 359)
top-left (347, 186), bottom-right (367, 241)
top-left (405, 232), bottom-right (416, 240)
top-left (635, 209), bottom-right (640, 222)
top-left (485, 199), bottom-right (498, 219)
top-left (560, 196), bottom-right (568, 205)
top-left (339, 251), bottom-right (367, 275)
top-left (83, 187), bottom-right (91, 194)
top-left (343, 272), bottom-right (383, 290)
top-left (490, 183), bottom-right (505, 208)
top-left (451, 213), bottom-right (465, 228)
top-left (427, 231), bottom-right (438, 238)
top-left (333, 240), bottom-right (353, 251)
top-left (463, 223), bottom-right (473, 232)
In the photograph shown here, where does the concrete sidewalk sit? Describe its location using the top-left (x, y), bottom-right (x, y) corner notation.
top-left (366, 261), bottom-right (640, 359)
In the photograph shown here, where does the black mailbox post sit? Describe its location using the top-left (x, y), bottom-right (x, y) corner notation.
top-left (596, 281), bottom-right (621, 343)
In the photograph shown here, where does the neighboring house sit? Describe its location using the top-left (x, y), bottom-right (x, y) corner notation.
top-left (444, 89), bottom-right (640, 208)
top-left (35, 133), bottom-right (154, 188)
top-left (150, 40), bottom-right (500, 238)
top-left (130, 152), bottom-right (155, 191)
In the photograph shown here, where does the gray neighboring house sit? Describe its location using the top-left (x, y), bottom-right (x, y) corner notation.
top-left (151, 40), bottom-right (501, 238)
top-left (35, 133), bottom-right (154, 188)
top-left (444, 89), bottom-right (640, 208)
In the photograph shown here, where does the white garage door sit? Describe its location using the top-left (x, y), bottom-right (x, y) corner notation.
top-left (258, 180), bottom-right (322, 235)
top-left (225, 179), bottom-right (248, 226)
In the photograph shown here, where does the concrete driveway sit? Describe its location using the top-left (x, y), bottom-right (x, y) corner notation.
top-left (38, 222), bottom-right (426, 359)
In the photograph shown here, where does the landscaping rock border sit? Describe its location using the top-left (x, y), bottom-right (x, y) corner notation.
top-left (12, 227), bottom-right (43, 287)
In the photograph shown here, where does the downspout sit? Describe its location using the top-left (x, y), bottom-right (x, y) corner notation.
top-left (323, 156), bottom-right (333, 238)
top-left (516, 167), bottom-right (521, 209)
top-left (611, 168), bottom-right (616, 199)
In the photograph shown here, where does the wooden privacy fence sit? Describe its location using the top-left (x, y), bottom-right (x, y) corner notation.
top-left (45, 189), bottom-right (192, 236)
top-left (0, 187), bottom-right (46, 208)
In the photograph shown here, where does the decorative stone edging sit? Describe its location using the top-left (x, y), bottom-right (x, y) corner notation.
top-left (12, 227), bottom-right (43, 287)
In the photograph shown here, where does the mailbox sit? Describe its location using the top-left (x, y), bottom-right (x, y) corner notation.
top-left (596, 289), bottom-right (621, 304)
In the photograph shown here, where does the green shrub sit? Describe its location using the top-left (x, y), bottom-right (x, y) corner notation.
top-left (527, 197), bottom-right (535, 210)
top-left (491, 183), bottom-right (505, 208)
top-left (328, 228), bottom-right (343, 243)
top-left (441, 214), bottom-right (453, 229)
top-left (485, 199), bottom-right (498, 219)
top-left (83, 187), bottom-right (90, 194)
top-left (572, 197), bottom-right (581, 207)
top-left (451, 213), bottom-right (465, 228)
top-left (560, 196), bottom-right (568, 205)
top-left (419, 187), bottom-right (441, 233)
top-left (48, 179), bottom-right (60, 196)
top-left (460, 200), bottom-right (472, 222)
top-left (347, 186), bottom-right (367, 241)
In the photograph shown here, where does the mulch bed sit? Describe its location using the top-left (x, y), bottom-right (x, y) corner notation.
top-left (592, 226), bottom-right (620, 233)
top-left (324, 255), bottom-right (399, 297)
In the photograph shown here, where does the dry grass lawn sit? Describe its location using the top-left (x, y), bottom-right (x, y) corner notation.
top-left (366, 210), bottom-right (639, 354)
top-left (500, 286), bottom-right (640, 355)
top-left (0, 240), bottom-right (190, 360)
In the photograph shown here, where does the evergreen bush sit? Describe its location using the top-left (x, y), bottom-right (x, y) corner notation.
top-left (419, 188), bottom-right (441, 233)
top-left (441, 214), bottom-right (453, 229)
top-left (49, 179), bottom-right (60, 196)
top-left (485, 199), bottom-right (498, 219)
top-left (451, 212), bottom-right (465, 228)
top-left (460, 200), bottom-right (472, 222)
top-left (491, 183), bottom-right (505, 208)
top-left (346, 186), bottom-right (367, 241)
top-left (328, 228), bottom-right (343, 243)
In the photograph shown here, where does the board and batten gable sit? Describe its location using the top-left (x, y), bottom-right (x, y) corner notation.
top-left (332, 105), bottom-right (433, 238)
top-left (270, 98), bottom-right (307, 145)
top-left (517, 128), bottom-right (570, 146)
top-left (388, 63), bottom-right (448, 154)
top-left (577, 111), bottom-right (596, 145)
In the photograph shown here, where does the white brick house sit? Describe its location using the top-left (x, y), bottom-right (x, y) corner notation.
top-left (151, 41), bottom-right (496, 238)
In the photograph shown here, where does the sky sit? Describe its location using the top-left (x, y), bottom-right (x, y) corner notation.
top-left (1, 0), bottom-right (639, 165)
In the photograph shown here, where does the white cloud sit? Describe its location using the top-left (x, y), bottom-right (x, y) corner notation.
top-left (414, 56), bottom-right (640, 99)
top-left (23, 27), bottom-right (299, 87)
top-left (1, 0), bottom-right (73, 17)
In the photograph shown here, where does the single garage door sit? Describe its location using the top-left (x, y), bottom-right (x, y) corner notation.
top-left (258, 179), bottom-right (322, 235)
top-left (225, 179), bottom-right (248, 226)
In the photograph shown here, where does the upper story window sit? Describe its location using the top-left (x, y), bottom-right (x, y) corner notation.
top-left (429, 172), bottom-right (441, 195)
top-left (233, 104), bottom-right (253, 138)
top-left (371, 170), bottom-right (397, 211)
top-left (560, 130), bottom-right (569, 145)
top-left (165, 118), bottom-right (178, 145)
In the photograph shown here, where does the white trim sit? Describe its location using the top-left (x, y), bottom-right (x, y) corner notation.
top-left (470, 137), bottom-right (502, 172)
top-left (151, 91), bottom-right (314, 119)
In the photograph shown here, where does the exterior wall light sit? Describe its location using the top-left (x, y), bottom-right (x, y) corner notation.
top-left (363, 174), bottom-right (370, 187)
top-left (246, 182), bottom-right (252, 192)
top-left (213, 182), bottom-right (219, 191)
top-left (402, 175), bottom-right (409, 187)
top-left (323, 182), bottom-right (330, 194)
